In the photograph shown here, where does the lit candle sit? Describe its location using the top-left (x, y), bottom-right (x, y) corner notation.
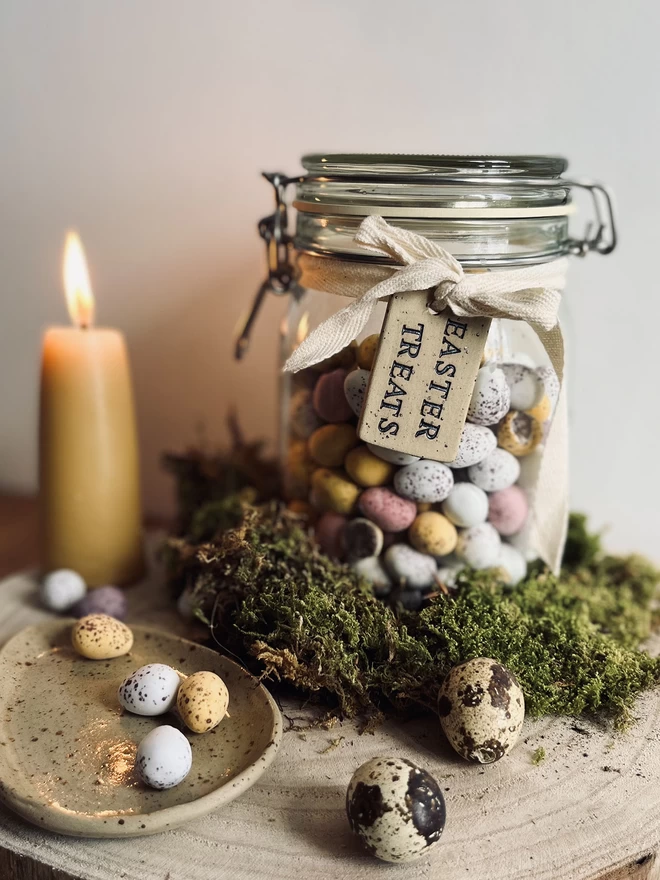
top-left (39, 232), bottom-right (144, 586)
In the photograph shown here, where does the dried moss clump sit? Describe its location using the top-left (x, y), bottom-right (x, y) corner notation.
top-left (165, 499), bottom-right (660, 728)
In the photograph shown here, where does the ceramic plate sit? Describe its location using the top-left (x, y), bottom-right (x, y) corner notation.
top-left (0, 620), bottom-right (282, 838)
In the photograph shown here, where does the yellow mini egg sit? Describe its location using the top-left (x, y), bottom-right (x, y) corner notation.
top-left (310, 468), bottom-right (360, 515)
top-left (498, 411), bottom-right (543, 457)
top-left (311, 340), bottom-right (357, 373)
top-left (409, 511), bottom-right (458, 557)
top-left (344, 445), bottom-right (394, 488)
top-left (526, 395), bottom-right (552, 423)
top-left (71, 614), bottom-right (133, 660)
top-left (284, 442), bottom-right (316, 500)
top-left (356, 334), bottom-right (380, 370)
top-left (308, 423), bottom-right (358, 468)
top-left (177, 671), bottom-right (229, 734)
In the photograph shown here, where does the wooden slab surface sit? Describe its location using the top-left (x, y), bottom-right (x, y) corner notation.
top-left (1, 543), bottom-right (660, 880)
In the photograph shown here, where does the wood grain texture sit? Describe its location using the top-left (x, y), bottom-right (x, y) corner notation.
top-left (0, 540), bottom-right (659, 880)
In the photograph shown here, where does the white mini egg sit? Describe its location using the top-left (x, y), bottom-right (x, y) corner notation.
top-left (467, 365), bottom-right (510, 426)
top-left (436, 554), bottom-right (465, 588)
top-left (118, 663), bottom-right (181, 716)
top-left (346, 756), bottom-right (446, 862)
top-left (366, 443), bottom-right (420, 466)
top-left (441, 483), bottom-right (488, 528)
top-left (40, 569), bottom-right (87, 611)
top-left (536, 365), bottom-right (560, 409)
top-left (455, 523), bottom-right (502, 569)
top-left (496, 544), bottom-right (528, 586)
top-left (384, 544), bottom-right (437, 589)
top-left (344, 368), bottom-right (370, 417)
top-left (445, 423), bottom-right (497, 469)
top-left (352, 556), bottom-right (392, 596)
top-left (393, 460), bottom-right (454, 503)
top-left (501, 363), bottom-right (544, 411)
top-left (467, 448), bottom-right (521, 492)
top-left (135, 725), bottom-right (192, 790)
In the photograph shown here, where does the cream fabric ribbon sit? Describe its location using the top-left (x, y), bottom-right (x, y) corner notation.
top-left (287, 215), bottom-right (570, 573)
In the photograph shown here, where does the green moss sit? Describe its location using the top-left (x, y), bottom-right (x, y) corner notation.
top-left (531, 747), bottom-right (546, 765)
top-left (164, 500), bottom-right (660, 728)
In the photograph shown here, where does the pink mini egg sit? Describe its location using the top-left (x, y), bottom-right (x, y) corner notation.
top-left (487, 485), bottom-right (529, 536)
top-left (314, 512), bottom-right (347, 559)
top-left (359, 487), bottom-right (417, 533)
top-left (312, 369), bottom-right (354, 422)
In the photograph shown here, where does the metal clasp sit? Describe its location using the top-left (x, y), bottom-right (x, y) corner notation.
top-left (234, 172), bottom-right (298, 360)
top-left (565, 178), bottom-right (617, 257)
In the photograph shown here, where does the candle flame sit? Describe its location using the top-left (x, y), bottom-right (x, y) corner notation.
top-left (63, 231), bottom-right (95, 328)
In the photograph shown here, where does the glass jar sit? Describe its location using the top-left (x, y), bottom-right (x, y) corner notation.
top-left (240, 155), bottom-right (616, 606)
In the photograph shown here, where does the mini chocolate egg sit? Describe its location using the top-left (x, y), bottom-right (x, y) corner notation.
top-left (498, 411), bottom-right (543, 457)
top-left (527, 395), bottom-right (552, 423)
top-left (467, 365), bottom-right (511, 426)
top-left (40, 569), bottom-right (87, 612)
top-left (496, 543), bottom-right (528, 586)
top-left (352, 556), bottom-right (392, 596)
top-left (310, 469), bottom-right (360, 515)
top-left (343, 517), bottom-right (384, 562)
top-left (366, 443), bottom-right (420, 466)
top-left (394, 460), bottom-right (454, 504)
top-left (314, 511), bottom-right (347, 559)
top-left (135, 725), bottom-right (192, 789)
top-left (308, 423), bottom-right (358, 467)
top-left (384, 543), bottom-right (437, 589)
top-left (467, 448), bottom-right (521, 492)
top-left (118, 663), bottom-right (181, 716)
top-left (312, 369), bottom-right (354, 422)
top-left (455, 522), bottom-right (501, 569)
top-left (73, 585), bottom-right (128, 620)
top-left (177, 670), bottom-right (229, 733)
top-left (441, 483), bottom-right (488, 528)
top-left (501, 363), bottom-right (544, 411)
top-left (359, 487), bottom-right (417, 533)
top-left (289, 389), bottom-right (324, 439)
top-left (445, 423), bottom-right (497, 469)
top-left (409, 512), bottom-right (457, 557)
top-left (344, 445), bottom-right (394, 487)
top-left (536, 365), bottom-right (560, 410)
top-left (71, 614), bottom-right (133, 660)
top-left (346, 756), bottom-right (446, 863)
top-left (311, 340), bottom-right (357, 373)
top-left (438, 657), bottom-right (525, 763)
top-left (356, 334), bottom-right (380, 369)
top-left (488, 485), bottom-right (528, 536)
top-left (343, 368), bottom-right (370, 417)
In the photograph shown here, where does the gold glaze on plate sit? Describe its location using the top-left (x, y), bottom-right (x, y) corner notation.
top-left (0, 620), bottom-right (282, 838)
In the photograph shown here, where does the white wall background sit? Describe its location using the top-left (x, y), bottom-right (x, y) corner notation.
top-left (1, 0), bottom-right (658, 557)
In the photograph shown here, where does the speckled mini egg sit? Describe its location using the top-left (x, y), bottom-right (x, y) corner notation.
top-left (118, 663), bottom-right (181, 716)
top-left (308, 423), bottom-right (358, 467)
top-left (495, 544), bottom-right (528, 586)
top-left (438, 658), bottom-right (525, 763)
top-left (310, 469), bottom-right (360, 515)
top-left (498, 411), bottom-right (543, 457)
top-left (344, 368), bottom-right (370, 417)
top-left (394, 460), bottom-right (454, 504)
top-left (289, 389), bottom-right (324, 440)
top-left (71, 614), bottom-right (134, 660)
top-left (488, 485), bottom-right (528, 537)
top-left (357, 334), bottom-right (380, 370)
top-left (312, 369), bottom-right (354, 422)
top-left (359, 487), bottom-right (417, 533)
top-left (177, 670), bottom-right (229, 733)
top-left (436, 554), bottom-right (465, 589)
top-left (441, 483), bottom-right (488, 528)
top-left (73, 585), bottom-right (128, 620)
top-left (455, 523), bottom-right (501, 570)
top-left (501, 363), bottom-right (544, 411)
top-left (346, 756), bottom-right (446, 863)
top-left (135, 725), bottom-right (192, 790)
top-left (352, 556), bottom-right (392, 597)
top-left (314, 512), bottom-right (347, 559)
top-left (343, 517), bottom-right (384, 562)
top-left (409, 512), bottom-right (457, 557)
top-left (384, 543), bottom-right (437, 589)
top-left (344, 445), bottom-right (394, 488)
top-left (467, 448), bottom-right (521, 492)
top-left (40, 569), bottom-right (87, 611)
top-left (445, 423), bottom-right (497, 469)
top-left (366, 443), bottom-right (420, 466)
top-left (536, 365), bottom-right (560, 410)
top-left (467, 365), bottom-right (511, 426)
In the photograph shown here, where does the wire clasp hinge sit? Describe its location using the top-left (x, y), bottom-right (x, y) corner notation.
top-left (234, 172), bottom-right (298, 360)
top-left (565, 179), bottom-right (617, 257)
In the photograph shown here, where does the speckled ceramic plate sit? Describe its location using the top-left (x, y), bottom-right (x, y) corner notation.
top-left (0, 620), bottom-right (282, 838)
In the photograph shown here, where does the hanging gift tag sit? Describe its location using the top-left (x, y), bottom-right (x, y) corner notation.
top-left (358, 292), bottom-right (491, 462)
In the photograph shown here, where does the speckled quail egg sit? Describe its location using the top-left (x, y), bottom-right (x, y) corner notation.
top-left (438, 658), bottom-right (525, 764)
top-left (118, 663), bottom-right (181, 716)
top-left (467, 364), bottom-right (511, 426)
top-left (346, 756), bottom-right (446, 862)
top-left (501, 363), bottom-right (544, 411)
top-left (135, 725), bottom-right (192, 790)
top-left (177, 670), bottom-right (229, 733)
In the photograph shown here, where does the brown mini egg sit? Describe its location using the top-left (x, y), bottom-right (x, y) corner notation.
top-left (498, 411), bottom-right (543, 457)
top-left (356, 334), bottom-right (380, 370)
top-left (71, 614), bottom-right (133, 660)
top-left (177, 671), bottom-right (229, 734)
